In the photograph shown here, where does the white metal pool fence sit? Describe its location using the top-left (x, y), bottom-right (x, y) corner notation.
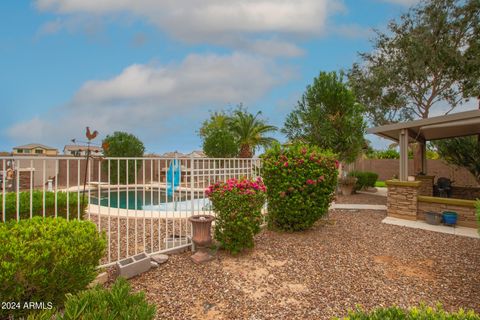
top-left (0, 156), bottom-right (262, 267)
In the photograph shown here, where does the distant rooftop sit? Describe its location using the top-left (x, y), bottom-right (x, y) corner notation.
top-left (13, 143), bottom-right (57, 150)
top-left (160, 150), bottom-right (206, 158)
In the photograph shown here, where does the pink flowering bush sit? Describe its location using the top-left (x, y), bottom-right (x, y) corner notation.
top-left (261, 143), bottom-right (338, 231)
top-left (206, 177), bottom-right (266, 254)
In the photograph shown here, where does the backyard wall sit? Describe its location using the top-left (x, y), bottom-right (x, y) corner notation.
top-left (354, 158), bottom-right (479, 187)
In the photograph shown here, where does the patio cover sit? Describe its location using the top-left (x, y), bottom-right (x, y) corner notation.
top-left (367, 109), bottom-right (480, 180)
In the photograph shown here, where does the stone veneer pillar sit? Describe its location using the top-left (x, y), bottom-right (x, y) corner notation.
top-left (386, 180), bottom-right (421, 220)
top-left (415, 175), bottom-right (434, 196)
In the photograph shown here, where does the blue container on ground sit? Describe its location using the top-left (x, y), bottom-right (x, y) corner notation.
top-left (442, 211), bottom-right (458, 226)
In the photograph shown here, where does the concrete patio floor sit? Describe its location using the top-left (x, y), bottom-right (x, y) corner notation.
top-left (383, 216), bottom-right (479, 239)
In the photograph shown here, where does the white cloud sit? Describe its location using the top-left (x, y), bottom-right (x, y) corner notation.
top-left (34, 0), bottom-right (347, 55)
top-left (35, 0), bottom-right (331, 36)
top-left (7, 53), bottom-right (293, 147)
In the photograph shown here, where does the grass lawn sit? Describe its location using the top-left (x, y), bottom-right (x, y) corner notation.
top-left (375, 180), bottom-right (386, 188)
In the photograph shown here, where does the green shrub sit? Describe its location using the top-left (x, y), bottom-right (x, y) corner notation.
top-left (335, 304), bottom-right (480, 319)
top-left (206, 177), bottom-right (266, 254)
top-left (375, 181), bottom-right (386, 188)
top-left (348, 171), bottom-right (379, 191)
top-left (29, 278), bottom-right (156, 320)
top-left (0, 217), bottom-right (106, 318)
top-left (368, 149), bottom-right (400, 159)
top-left (261, 143), bottom-right (338, 231)
top-left (0, 191), bottom-right (87, 221)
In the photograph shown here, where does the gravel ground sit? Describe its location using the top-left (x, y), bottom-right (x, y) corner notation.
top-left (123, 209), bottom-right (480, 319)
top-left (335, 192), bottom-right (387, 205)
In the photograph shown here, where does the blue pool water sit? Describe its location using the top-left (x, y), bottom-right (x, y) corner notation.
top-left (90, 190), bottom-right (209, 210)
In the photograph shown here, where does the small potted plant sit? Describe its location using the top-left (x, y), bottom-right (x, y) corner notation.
top-left (338, 176), bottom-right (357, 196)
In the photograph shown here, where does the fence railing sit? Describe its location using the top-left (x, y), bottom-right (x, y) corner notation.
top-left (0, 156), bottom-right (262, 267)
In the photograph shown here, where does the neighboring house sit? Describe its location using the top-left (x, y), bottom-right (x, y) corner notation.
top-left (160, 151), bottom-right (186, 158)
top-left (63, 145), bottom-right (103, 157)
top-left (186, 150), bottom-right (206, 158)
top-left (160, 150), bottom-right (206, 158)
top-left (12, 143), bottom-right (58, 156)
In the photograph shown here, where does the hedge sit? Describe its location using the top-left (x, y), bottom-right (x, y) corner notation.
top-left (262, 143), bottom-right (338, 231)
top-left (28, 278), bottom-right (156, 320)
top-left (0, 217), bottom-right (106, 318)
top-left (348, 171), bottom-right (379, 191)
top-left (335, 304), bottom-right (480, 319)
top-left (207, 177), bottom-right (266, 254)
top-left (0, 191), bottom-right (87, 221)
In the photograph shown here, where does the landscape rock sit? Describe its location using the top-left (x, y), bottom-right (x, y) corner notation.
top-left (151, 253), bottom-right (169, 264)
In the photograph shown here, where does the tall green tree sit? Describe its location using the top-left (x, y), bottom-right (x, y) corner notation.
top-left (433, 136), bottom-right (480, 184)
top-left (199, 107), bottom-right (278, 158)
top-left (102, 131), bottom-right (145, 184)
top-left (349, 0), bottom-right (480, 125)
top-left (282, 71), bottom-right (366, 163)
top-left (199, 111), bottom-right (238, 158)
top-left (229, 108), bottom-right (278, 158)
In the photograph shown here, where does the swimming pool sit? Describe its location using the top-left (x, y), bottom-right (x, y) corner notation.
top-left (89, 190), bottom-right (209, 211)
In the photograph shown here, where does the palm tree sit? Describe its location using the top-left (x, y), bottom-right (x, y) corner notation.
top-left (229, 109), bottom-right (278, 158)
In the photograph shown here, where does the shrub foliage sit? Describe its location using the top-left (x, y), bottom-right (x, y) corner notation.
top-left (0, 191), bottom-right (87, 221)
top-left (261, 143), bottom-right (338, 231)
top-left (348, 171), bottom-right (379, 191)
top-left (29, 278), bottom-right (156, 320)
top-left (335, 304), bottom-right (480, 320)
top-left (206, 177), bottom-right (266, 254)
top-left (0, 217), bottom-right (106, 318)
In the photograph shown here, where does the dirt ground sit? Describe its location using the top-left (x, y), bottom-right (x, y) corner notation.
top-left (127, 209), bottom-right (480, 319)
top-left (335, 192), bottom-right (387, 205)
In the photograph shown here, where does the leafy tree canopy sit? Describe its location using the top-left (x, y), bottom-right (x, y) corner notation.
top-left (102, 131), bottom-right (145, 157)
top-left (349, 0), bottom-right (480, 125)
top-left (102, 131), bottom-right (145, 184)
top-left (282, 71), bottom-right (366, 163)
top-left (199, 106), bottom-right (277, 158)
top-left (230, 107), bottom-right (278, 158)
top-left (433, 136), bottom-right (480, 184)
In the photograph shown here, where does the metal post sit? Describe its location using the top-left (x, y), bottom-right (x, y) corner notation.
top-left (399, 129), bottom-right (409, 181)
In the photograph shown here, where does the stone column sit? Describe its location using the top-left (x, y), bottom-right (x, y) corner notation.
top-left (386, 180), bottom-right (421, 220)
top-left (415, 175), bottom-right (434, 196)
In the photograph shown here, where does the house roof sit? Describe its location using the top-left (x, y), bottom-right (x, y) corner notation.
top-left (186, 150), bottom-right (206, 158)
top-left (367, 109), bottom-right (480, 142)
top-left (160, 151), bottom-right (186, 158)
top-left (13, 143), bottom-right (58, 150)
top-left (63, 145), bottom-right (102, 152)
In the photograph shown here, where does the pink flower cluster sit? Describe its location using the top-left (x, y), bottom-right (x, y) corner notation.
top-left (206, 176), bottom-right (266, 197)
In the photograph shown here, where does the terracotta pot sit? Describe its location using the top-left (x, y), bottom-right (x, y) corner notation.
top-left (340, 184), bottom-right (355, 196)
top-left (189, 215), bottom-right (215, 248)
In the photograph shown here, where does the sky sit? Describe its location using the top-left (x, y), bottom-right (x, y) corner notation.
top-left (1, 0), bottom-right (470, 155)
